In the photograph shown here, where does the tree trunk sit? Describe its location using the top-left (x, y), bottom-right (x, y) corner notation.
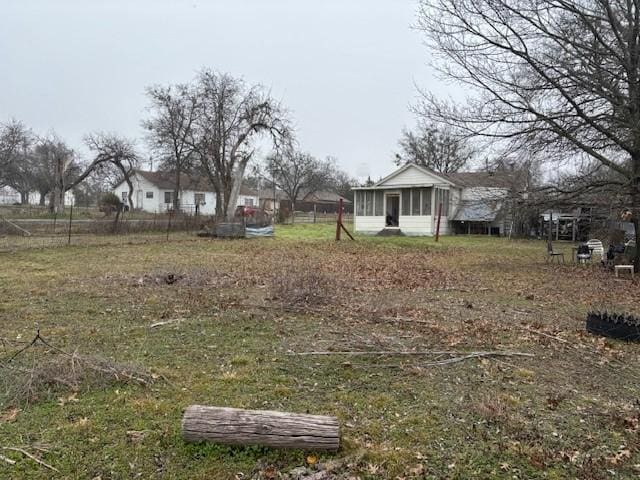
top-left (50, 185), bottom-right (65, 214)
top-left (182, 405), bottom-right (340, 451)
top-left (19, 190), bottom-right (29, 205)
top-left (631, 179), bottom-right (640, 270)
top-left (174, 166), bottom-right (181, 212)
top-left (224, 162), bottom-right (248, 221)
top-left (214, 190), bottom-right (223, 220)
top-left (125, 176), bottom-right (134, 214)
top-left (39, 191), bottom-right (47, 206)
top-left (290, 200), bottom-right (295, 224)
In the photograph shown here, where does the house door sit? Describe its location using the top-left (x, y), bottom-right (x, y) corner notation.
top-left (136, 190), bottom-right (143, 209)
top-left (385, 194), bottom-right (399, 227)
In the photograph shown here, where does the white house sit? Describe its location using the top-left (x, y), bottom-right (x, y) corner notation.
top-left (352, 164), bottom-right (512, 236)
top-left (0, 186), bottom-right (20, 205)
top-left (0, 187), bottom-right (75, 207)
top-left (113, 170), bottom-right (259, 215)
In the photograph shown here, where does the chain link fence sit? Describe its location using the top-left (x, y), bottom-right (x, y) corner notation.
top-left (0, 209), bottom-right (210, 252)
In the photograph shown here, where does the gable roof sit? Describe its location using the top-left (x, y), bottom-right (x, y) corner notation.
top-left (372, 163), bottom-right (456, 188)
top-left (134, 170), bottom-right (257, 196)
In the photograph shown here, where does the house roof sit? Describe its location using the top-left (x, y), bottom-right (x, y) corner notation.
top-left (301, 190), bottom-right (352, 204)
top-left (258, 189), bottom-right (352, 204)
top-left (135, 170), bottom-right (257, 196)
top-left (369, 163), bottom-right (455, 188)
top-left (444, 171), bottom-right (515, 189)
top-left (452, 200), bottom-right (503, 222)
top-left (353, 165), bottom-right (519, 191)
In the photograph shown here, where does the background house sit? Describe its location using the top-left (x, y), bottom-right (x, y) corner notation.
top-left (0, 186), bottom-right (20, 205)
top-left (0, 186), bottom-right (75, 207)
top-left (352, 164), bottom-right (513, 236)
top-left (113, 170), bottom-right (259, 215)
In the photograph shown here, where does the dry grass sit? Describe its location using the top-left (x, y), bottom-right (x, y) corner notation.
top-left (1, 343), bottom-right (155, 407)
top-left (268, 262), bottom-right (337, 306)
top-left (2, 227), bottom-right (640, 478)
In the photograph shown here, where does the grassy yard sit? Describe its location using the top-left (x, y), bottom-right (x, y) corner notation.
top-left (1, 225), bottom-right (640, 479)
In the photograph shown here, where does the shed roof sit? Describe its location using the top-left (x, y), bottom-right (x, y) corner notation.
top-left (452, 200), bottom-right (503, 222)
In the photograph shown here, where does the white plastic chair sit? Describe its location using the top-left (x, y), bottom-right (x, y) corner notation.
top-left (586, 239), bottom-right (604, 259)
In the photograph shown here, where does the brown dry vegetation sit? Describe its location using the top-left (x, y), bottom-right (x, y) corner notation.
top-left (1, 225), bottom-right (639, 479)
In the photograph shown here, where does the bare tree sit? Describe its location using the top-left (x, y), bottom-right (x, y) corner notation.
top-left (143, 83), bottom-right (199, 211)
top-left (265, 149), bottom-right (335, 221)
top-left (29, 135), bottom-right (77, 213)
top-left (396, 120), bottom-right (473, 173)
top-left (327, 166), bottom-right (358, 202)
top-left (0, 120), bottom-right (34, 203)
top-left (417, 0), bottom-right (640, 266)
top-left (190, 69), bottom-right (290, 220)
top-left (67, 133), bottom-right (139, 210)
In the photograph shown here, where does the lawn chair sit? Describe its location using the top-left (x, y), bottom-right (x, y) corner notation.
top-left (586, 239), bottom-right (604, 260)
top-left (576, 243), bottom-right (592, 263)
top-left (546, 241), bottom-right (565, 264)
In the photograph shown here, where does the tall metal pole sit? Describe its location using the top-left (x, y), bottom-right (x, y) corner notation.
top-left (67, 203), bottom-right (73, 245)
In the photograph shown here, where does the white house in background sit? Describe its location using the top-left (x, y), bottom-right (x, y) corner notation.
top-left (0, 186), bottom-right (20, 204)
top-left (28, 190), bottom-right (75, 207)
top-left (0, 187), bottom-right (75, 207)
top-left (113, 170), bottom-right (259, 215)
top-left (352, 164), bottom-right (512, 236)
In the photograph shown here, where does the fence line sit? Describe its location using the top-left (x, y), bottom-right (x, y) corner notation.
top-left (0, 211), bottom-right (211, 253)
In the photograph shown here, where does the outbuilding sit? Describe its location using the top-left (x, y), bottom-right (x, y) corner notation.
top-left (352, 164), bottom-right (512, 236)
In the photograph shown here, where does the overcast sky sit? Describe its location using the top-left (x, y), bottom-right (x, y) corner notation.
top-left (0, 0), bottom-right (454, 180)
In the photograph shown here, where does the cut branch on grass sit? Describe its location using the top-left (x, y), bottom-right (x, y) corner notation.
top-left (0, 330), bottom-right (156, 407)
top-left (287, 350), bottom-right (534, 358)
top-left (0, 446), bottom-right (58, 472)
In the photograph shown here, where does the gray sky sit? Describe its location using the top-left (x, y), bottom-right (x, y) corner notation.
top-left (0, 0), bottom-right (451, 180)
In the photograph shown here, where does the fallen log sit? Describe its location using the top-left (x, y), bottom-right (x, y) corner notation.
top-left (181, 405), bottom-right (340, 451)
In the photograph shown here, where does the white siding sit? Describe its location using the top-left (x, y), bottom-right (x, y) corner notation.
top-left (0, 186), bottom-right (20, 204)
top-left (399, 215), bottom-right (433, 236)
top-left (461, 187), bottom-right (507, 201)
top-left (114, 174), bottom-right (258, 215)
top-left (354, 216), bottom-right (385, 233)
top-left (378, 165), bottom-right (451, 188)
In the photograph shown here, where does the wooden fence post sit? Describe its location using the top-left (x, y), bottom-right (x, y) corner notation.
top-left (435, 202), bottom-right (443, 242)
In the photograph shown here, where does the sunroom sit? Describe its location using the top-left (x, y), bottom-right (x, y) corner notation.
top-left (352, 164), bottom-right (457, 236)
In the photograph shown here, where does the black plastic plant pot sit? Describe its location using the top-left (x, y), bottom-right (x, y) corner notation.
top-left (586, 311), bottom-right (640, 341)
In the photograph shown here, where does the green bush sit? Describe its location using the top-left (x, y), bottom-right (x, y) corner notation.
top-left (99, 193), bottom-right (123, 216)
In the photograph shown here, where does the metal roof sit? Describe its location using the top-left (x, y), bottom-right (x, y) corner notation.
top-left (452, 201), bottom-right (503, 222)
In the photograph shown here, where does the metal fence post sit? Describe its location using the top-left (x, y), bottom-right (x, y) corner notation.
top-left (67, 204), bottom-right (73, 245)
top-left (166, 209), bottom-right (172, 241)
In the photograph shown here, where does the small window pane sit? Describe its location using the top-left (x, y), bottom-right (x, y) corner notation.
top-left (401, 189), bottom-right (411, 216)
top-left (374, 191), bottom-right (383, 216)
top-left (164, 191), bottom-right (172, 203)
top-left (146, 191), bottom-right (153, 199)
top-left (356, 191), bottom-right (364, 216)
top-left (443, 190), bottom-right (450, 216)
top-left (365, 191), bottom-right (373, 216)
top-left (421, 188), bottom-right (432, 216)
top-left (412, 189), bottom-right (421, 216)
